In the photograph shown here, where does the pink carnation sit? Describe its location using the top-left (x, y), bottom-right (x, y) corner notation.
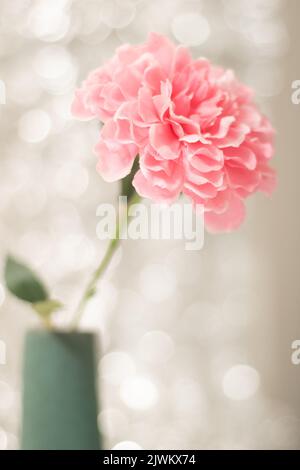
top-left (72, 33), bottom-right (276, 232)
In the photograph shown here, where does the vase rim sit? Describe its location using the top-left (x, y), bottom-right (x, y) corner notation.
top-left (26, 329), bottom-right (97, 338)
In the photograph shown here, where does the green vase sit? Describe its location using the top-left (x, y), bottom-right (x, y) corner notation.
top-left (21, 330), bottom-right (100, 450)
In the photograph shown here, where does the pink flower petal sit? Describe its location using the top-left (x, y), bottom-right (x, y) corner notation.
top-left (205, 195), bottom-right (246, 232)
top-left (71, 89), bottom-right (95, 120)
top-left (133, 170), bottom-right (180, 203)
top-left (150, 123), bottom-right (180, 160)
top-left (72, 32), bottom-right (276, 232)
top-left (95, 139), bottom-right (137, 182)
top-left (224, 146), bottom-right (257, 170)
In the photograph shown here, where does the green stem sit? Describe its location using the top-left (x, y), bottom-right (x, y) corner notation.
top-left (70, 192), bottom-right (140, 329)
top-left (42, 316), bottom-right (54, 331)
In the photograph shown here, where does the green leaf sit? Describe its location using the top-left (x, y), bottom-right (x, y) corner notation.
top-left (121, 156), bottom-right (139, 201)
top-left (32, 299), bottom-right (63, 318)
top-left (4, 255), bottom-right (48, 303)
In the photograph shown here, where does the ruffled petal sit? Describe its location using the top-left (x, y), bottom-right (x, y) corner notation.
top-left (205, 195), bottom-right (246, 232)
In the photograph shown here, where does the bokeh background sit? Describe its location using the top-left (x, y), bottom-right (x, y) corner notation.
top-left (0, 0), bottom-right (300, 450)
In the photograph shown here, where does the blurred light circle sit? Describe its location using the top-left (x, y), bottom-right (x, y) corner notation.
top-left (223, 9), bottom-right (251, 34)
top-left (77, 0), bottom-right (111, 38)
top-left (42, 70), bottom-right (77, 95)
top-left (55, 163), bottom-right (89, 199)
top-left (112, 441), bottom-right (142, 450)
top-left (120, 376), bottom-right (158, 410)
top-left (245, 62), bottom-right (284, 97)
top-left (1, 155), bottom-right (31, 192)
top-left (79, 25), bottom-right (112, 46)
top-left (222, 289), bottom-right (259, 329)
top-left (34, 46), bottom-right (73, 80)
top-left (9, 66), bottom-right (41, 106)
top-left (18, 231), bottom-right (50, 267)
top-left (222, 364), bottom-right (260, 400)
top-left (50, 203), bottom-right (82, 236)
top-left (138, 330), bottom-right (174, 364)
top-left (215, 238), bottom-right (256, 285)
top-left (52, 94), bottom-right (73, 122)
top-left (0, 382), bottom-right (14, 411)
top-left (155, 427), bottom-right (189, 450)
top-left (172, 378), bottom-right (206, 416)
top-left (139, 263), bottom-right (177, 303)
top-left (49, 98), bottom-right (72, 134)
top-left (18, 109), bottom-right (51, 143)
top-left (223, 0), bottom-right (282, 17)
top-left (78, 1), bottom-right (102, 35)
top-left (0, 428), bottom-right (8, 450)
top-left (98, 408), bottom-right (128, 439)
top-left (183, 301), bottom-right (223, 340)
top-left (115, 288), bottom-right (154, 339)
top-left (27, 3), bottom-right (70, 42)
top-left (80, 297), bottom-right (106, 332)
top-left (99, 0), bottom-right (136, 29)
top-left (165, 247), bottom-right (199, 286)
top-left (14, 183), bottom-right (47, 217)
top-left (247, 20), bottom-right (288, 46)
top-left (171, 13), bottom-right (210, 46)
top-left (0, 283), bottom-right (5, 307)
top-left (99, 280), bottom-right (118, 310)
top-left (6, 433), bottom-right (18, 451)
top-left (58, 234), bottom-right (95, 271)
top-left (100, 352), bottom-right (136, 386)
top-left (116, 4), bottom-right (153, 44)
